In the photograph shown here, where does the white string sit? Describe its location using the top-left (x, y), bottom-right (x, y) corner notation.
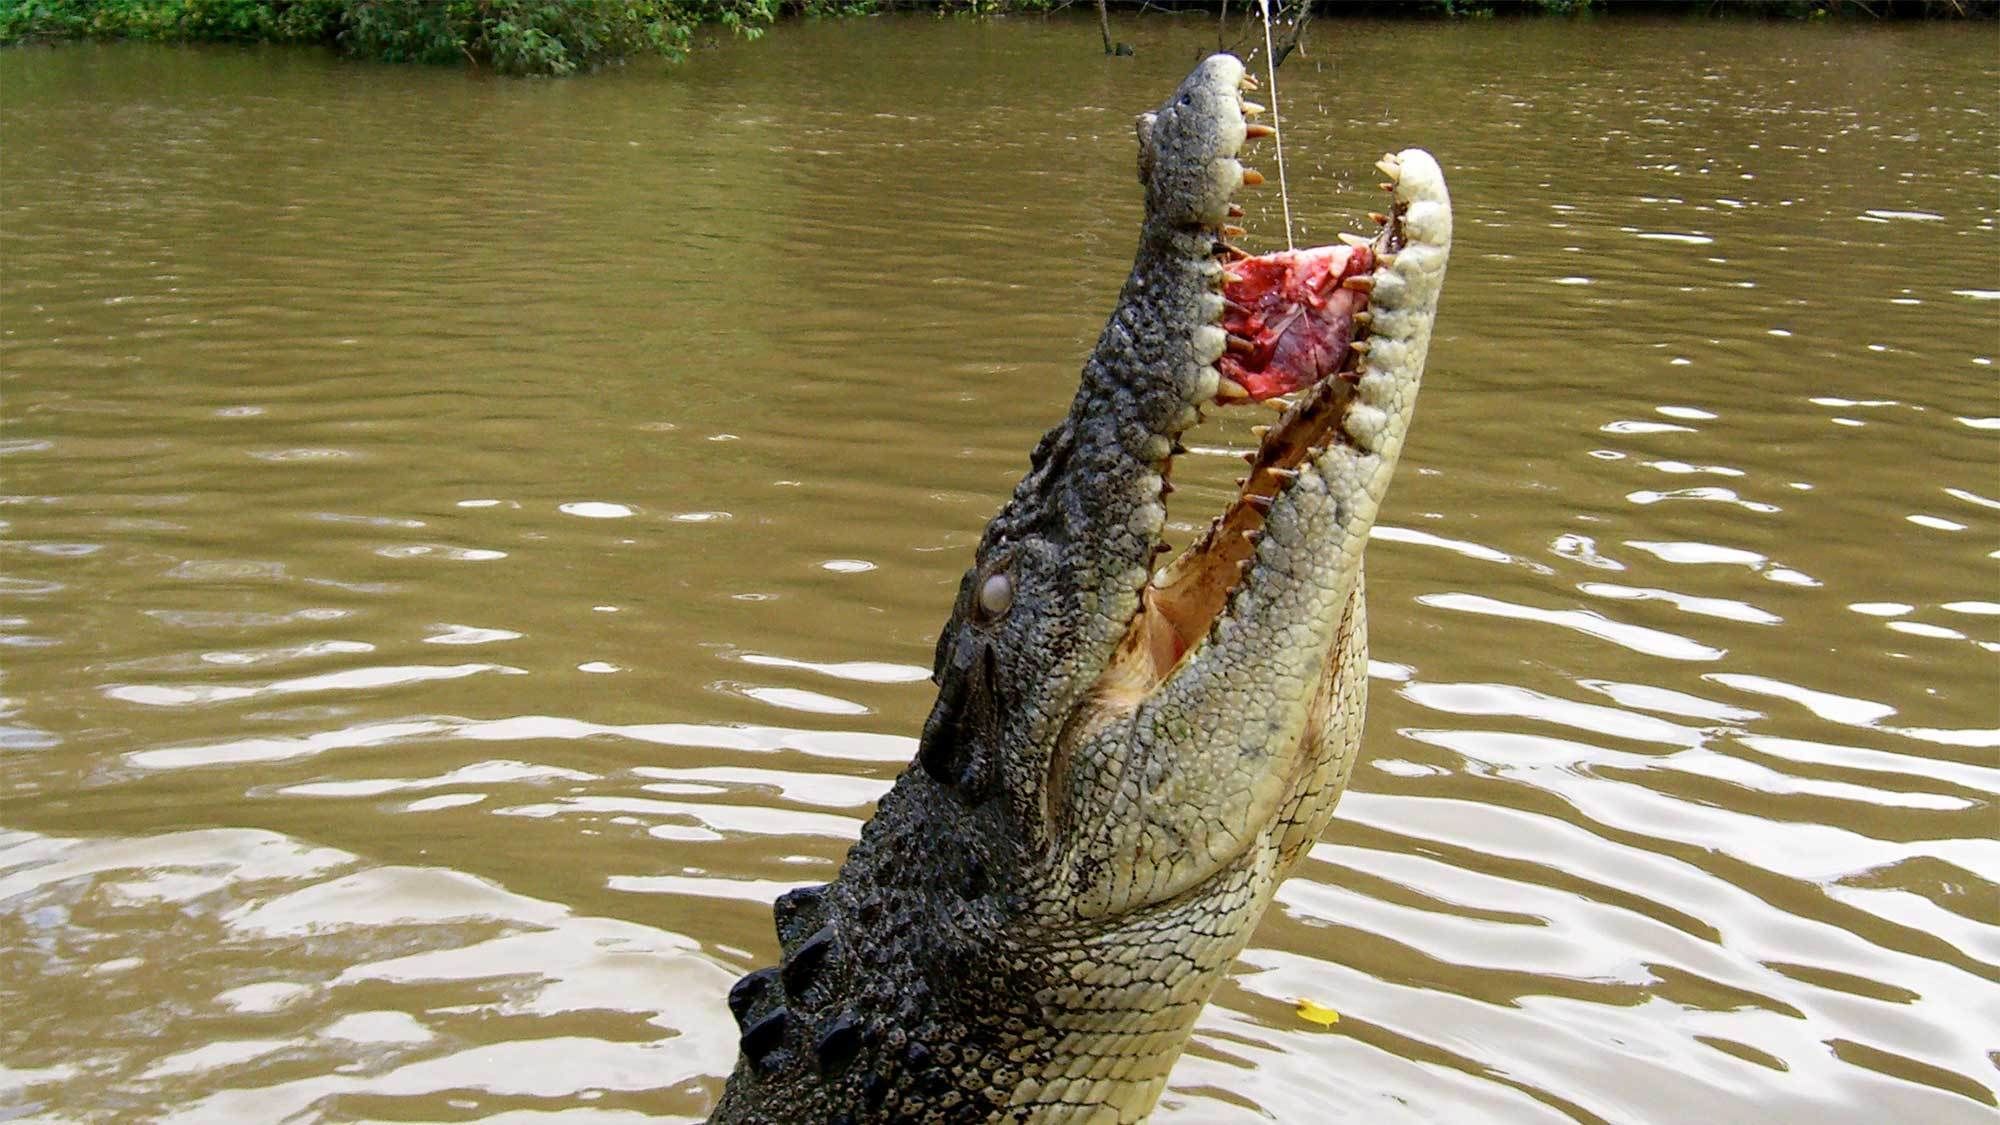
top-left (1256, 0), bottom-right (1294, 250)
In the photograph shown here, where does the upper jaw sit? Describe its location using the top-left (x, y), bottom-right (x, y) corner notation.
top-left (943, 54), bottom-right (1270, 768)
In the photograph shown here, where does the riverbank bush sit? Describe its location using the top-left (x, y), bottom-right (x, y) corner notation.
top-left (0, 0), bottom-right (786, 74)
top-left (801, 0), bottom-right (1994, 17)
top-left (2, 0), bottom-right (1988, 74)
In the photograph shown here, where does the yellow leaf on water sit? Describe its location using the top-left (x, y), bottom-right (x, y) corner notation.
top-left (1295, 998), bottom-right (1340, 1026)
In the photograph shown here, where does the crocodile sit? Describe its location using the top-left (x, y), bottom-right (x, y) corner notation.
top-left (711, 53), bottom-right (1451, 1124)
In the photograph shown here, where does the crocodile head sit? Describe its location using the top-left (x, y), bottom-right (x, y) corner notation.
top-left (713, 53), bottom-right (1450, 1123)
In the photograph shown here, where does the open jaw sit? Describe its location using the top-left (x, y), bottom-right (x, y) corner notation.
top-left (1101, 148), bottom-right (1442, 713)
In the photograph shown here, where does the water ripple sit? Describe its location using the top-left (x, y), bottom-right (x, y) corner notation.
top-left (1419, 593), bottom-right (1725, 661)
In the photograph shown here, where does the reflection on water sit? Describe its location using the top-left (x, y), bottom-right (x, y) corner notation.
top-left (2, 15), bottom-right (1995, 1124)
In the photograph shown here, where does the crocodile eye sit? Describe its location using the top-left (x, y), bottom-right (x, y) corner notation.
top-left (977, 572), bottom-right (1013, 619)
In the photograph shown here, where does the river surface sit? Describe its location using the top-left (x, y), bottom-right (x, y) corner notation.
top-left (2, 13), bottom-right (1995, 1123)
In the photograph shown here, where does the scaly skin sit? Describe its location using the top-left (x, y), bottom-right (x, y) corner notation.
top-left (710, 54), bottom-right (1450, 1124)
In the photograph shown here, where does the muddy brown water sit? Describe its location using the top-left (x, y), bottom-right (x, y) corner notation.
top-left (2, 14), bottom-right (1995, 1123)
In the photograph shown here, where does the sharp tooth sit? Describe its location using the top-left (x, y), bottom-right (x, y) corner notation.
top-left (1378, 252), bottom-right (1398, 269)
top-left (1245, 123), bottom-right (1276, 139)
top-left (1244, 529), bottom-right (1264, 546)
top-left (1241, 99), bottom-right (1265, 116)
top-left (1222, 224), bottom-right (1247, 239)
top-left (1171, 440), bottom-right (1189, 456)
top-left (1240, 450), bottom-right (1259, 464)
top-left (1223, 296), bottom-right (1249, 315)
top-left (1250, 424), bottom-right (1270, 439)
top-left (1267, 467), bottom-right (1300, 483)
top-left (1351, 339), bottom-right (1372, 355)
top-left (1378, 181), bottom-right (1396, 193)
top-left (1375, 154), bottom-right (1402, 179)
top-left (1224, 270), bottom-right (1245, 285)
top-left (1353, 310), bottom-right (1373, 328)
top-left (1225, 334), bottom-right (1255, 355)
top-left (1342, 275), bottom-right (1374, 294)
top-left (1263, 397), bottom-right (1291, 413)
top-left (1153, 542), bottom-right (1173, 556)
top-left (1216, 378), bottom-right (1250, 402)
top-left (1337, 232), bottom-right (1370, 249)
top-left (1245, 493), bottom-right (1274, 514)
top-left (1240, 75), bottom-right (1260, 91)
top-left (1241, 168), bottom-right (1266, 186)
top-left (1227, 203), bottom-right (1245, 218)
top-left (1161, 479), bottom-right (1176, 496)
top-left (1369, 211), bottom-right (1390, 226)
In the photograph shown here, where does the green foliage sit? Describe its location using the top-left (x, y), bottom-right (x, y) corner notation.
top-left (340, 1), bottom-right (463, 64)
top-left (1, 1), bottom-right (345, 45)
top-left (786, 1), bottom-right (1066, 10)
top-left (339, 0), bottom-right (750, 74)
top-left (0, 0), bottom-right (782, 74)
top-left (1432, 0), bottom-right (1591, 13)
top-left (181, 0), bottom-right (342, 42)
top-left (1, 0), bottom-right (1989, 65)
top-left (790, 0), bottom-right (876, 15)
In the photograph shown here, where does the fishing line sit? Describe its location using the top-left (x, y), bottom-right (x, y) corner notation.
top-left (1255, 0), bottom-right (1294, 250)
